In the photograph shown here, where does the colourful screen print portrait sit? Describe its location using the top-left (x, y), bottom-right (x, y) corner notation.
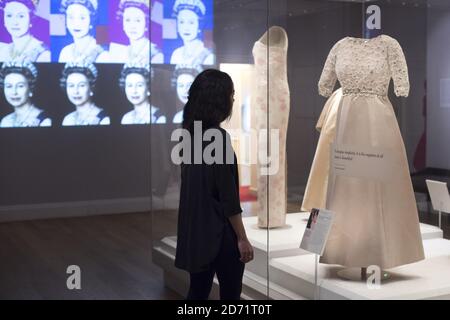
top-left (163, 0), bottom-right (214, 67)
top-left (0, 0), bottom-right (51, 62)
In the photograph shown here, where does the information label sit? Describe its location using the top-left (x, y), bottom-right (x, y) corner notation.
top-left (426, 179), bottom-right (450, 213)
top-left (300, 209), bottom-right (334, 255)
top-left (331, 143), bottom-right (397, 182)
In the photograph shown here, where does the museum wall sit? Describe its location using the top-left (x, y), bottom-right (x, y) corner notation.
top-left (0, 0), bottom-right (438, 219)
top-left (427, 5), bottom-right (450, 170)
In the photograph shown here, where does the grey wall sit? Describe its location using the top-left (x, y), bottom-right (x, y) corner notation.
top-left (269, 0), bottom-right (426, 194)
top-left (381, 2), bottom-right (427, 171)
top-left (0, 64), bottom-right (155, 207)
top-left (0, 0), bottom-right (441, 214)
top-left (213, 0), bottom-right (429, 197)
top-left (282, 2), bottom-right (362, 194)
top-left (427, 6), bottom-right (450, 170)
top-left (277, 0), bottom-right (428, 195)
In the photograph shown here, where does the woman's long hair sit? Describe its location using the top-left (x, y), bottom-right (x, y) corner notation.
top-left (182, 69), bottom-right (234, 132)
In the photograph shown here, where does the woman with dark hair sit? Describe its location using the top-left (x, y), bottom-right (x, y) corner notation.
top-left (0, 0), bottom-right (50, 62)
top-left (58, 0), bottom-right (108, 63)
top-left (175, 69), bottom-right (253, 300)
top-left (119, 63), bottom-right (165, 124)
top-left (60, 62), bottom-right (110, 126)
top-left (0, 60), bottom-right (51, 127)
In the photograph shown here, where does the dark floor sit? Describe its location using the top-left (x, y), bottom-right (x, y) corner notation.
top-left (0, 212), bottom-right (181, 300)
top-left (0, 201), bottom-right (448, 300)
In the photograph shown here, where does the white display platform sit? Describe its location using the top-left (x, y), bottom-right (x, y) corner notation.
top-left (420, 223), bottom-right (445, 239)
top-left (270, 238), bottom-right (450, 300)
top-left (152, 236), bottom-right (307, 300)
top-left (243, 212), bottom-right (309, 253)
top-left (152, 214), bottom-right (446, 300)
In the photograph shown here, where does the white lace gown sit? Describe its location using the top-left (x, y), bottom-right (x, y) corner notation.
top-left (318, 35), bottom-right (424, 269)
top-left (253, 26), bottom-right (290, 228)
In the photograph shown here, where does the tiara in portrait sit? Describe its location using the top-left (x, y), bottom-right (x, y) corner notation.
top-left (173, 0), bottom-right (206, 17)
top-left (174, 63), bottom-right (203, 75)
top-left (60, 0), bottom-right (98, 11)
top-left (64, 61), bottom-right (98, 78)
top-left (119, 0), bottom-right (149, 9)
top-left (123, 61), bottom-right (150, 71)
top-left (0, 0), bottom-right (39, 10)
top-left (1, 60), bottom-right (38, 78)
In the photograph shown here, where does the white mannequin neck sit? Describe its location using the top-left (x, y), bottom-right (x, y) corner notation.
top-left (258, 26), bottom-right (288, 49)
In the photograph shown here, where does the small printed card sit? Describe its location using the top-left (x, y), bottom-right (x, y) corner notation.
top-left (300, 208), bottom-right (334, 255)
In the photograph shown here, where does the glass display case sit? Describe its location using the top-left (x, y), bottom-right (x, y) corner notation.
top-left (150, 0), bottom-right (450, 300)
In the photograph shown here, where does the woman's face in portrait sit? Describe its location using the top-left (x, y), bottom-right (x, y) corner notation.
top-left (66, 4), bottom-right (91, 39)
top-left (176, 73), bottom-right (194, 104)
top-left (4, 72), bottom-right (31, 108)
top-left (125, 73), bottom-right (148, 106)
top-left (177, 9), bottom-right (199, 43)
top-left (123, 7), bottom-right (146, 41)
top-left (4, 1), bottom-right (31, 39)
top-left (66, 72), bottom-right (91, 106)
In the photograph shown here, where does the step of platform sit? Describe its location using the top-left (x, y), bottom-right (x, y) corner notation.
top-left (269, 238), bottom-right (450, 300)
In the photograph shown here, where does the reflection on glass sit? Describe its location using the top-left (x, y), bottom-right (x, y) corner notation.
top-left (109, 0), bottom-right (163, 64)
top-left (60, 62), bottom-right (110, 126)
top-left (119, 63), bottom-right (166, 125)
top-left (172, 64), bottom-right (201, 123)
top-left (170, 0), bottom-right (213, 66)
top-left (0, 61), bottom-right (51, 127)
top-left (0, 0), bottom-right (50, 62)
top-left (58, 0), bottom-right (107, 63)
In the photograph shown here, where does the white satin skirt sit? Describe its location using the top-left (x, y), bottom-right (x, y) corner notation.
top-left (319, 93), bottom-right (425, 269)
top-left (302, 89), bottom-right (343, 212)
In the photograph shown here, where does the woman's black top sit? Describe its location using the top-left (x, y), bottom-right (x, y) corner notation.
top-left (175, 127), bottom-right (242, 273)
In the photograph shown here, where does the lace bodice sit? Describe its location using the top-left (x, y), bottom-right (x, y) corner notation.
top-left (318, 35), bottom-right (409, 98)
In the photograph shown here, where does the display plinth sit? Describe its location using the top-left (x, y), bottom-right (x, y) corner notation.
top-left (270, 238), bottom-right (450, 300)
top-left (152, 215), bottom-right (445, 300)
top-left (336, 268), bottom-right (391, 282)
top-left (152, 236), bottom-right (307, 300)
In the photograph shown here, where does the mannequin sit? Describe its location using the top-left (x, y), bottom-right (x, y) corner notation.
top-left (342, 3), bottom-right (383, 280)
top-left (252, 26), bottom-right (290, 228)
top-left (358, 4), bottom-right (382, 280)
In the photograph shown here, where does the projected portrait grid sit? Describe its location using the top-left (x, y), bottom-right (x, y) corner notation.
top-left (0, 0), bottom-right (216, 127)
top-left (0, 0), bottom-right (215, 65)
top-left (0, 60), bottom-right (165, 127)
